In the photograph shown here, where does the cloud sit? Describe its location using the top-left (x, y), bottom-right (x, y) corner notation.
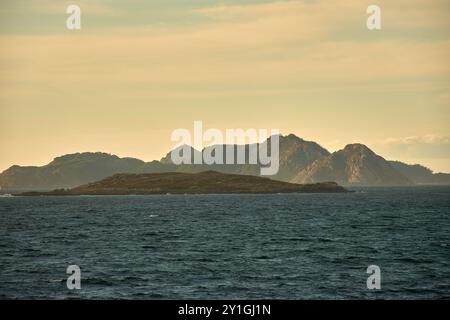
top-left (381, 135), bottom-right (450, 146)
top-left (28, 0), bottom-right (120, 16)
top-left (193, 0), bottom-right (450, 33)
top-left (373, 135), bottom-right (450, 160)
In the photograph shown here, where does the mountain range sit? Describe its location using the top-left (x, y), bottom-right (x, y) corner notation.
top-left (1, 134), bottom-right (449, 190)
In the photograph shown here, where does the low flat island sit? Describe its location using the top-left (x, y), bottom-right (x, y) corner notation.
top-left (18, 171), bottom-right (348, 196)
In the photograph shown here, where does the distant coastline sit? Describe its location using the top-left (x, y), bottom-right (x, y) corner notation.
top-left (17, 171), bottom-right (348, 196)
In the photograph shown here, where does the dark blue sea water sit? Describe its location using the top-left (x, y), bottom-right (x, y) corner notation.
top-left (0, 187), bottom-right (449, 299)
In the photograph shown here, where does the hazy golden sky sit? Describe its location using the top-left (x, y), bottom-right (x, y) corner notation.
top-left (1, 0), bottom-right (449, 172)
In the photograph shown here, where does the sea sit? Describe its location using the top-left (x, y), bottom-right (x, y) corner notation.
top-left (0, 187), bottom-right (449, 299)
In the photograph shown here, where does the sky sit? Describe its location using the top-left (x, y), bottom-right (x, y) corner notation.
top-left (0, 0), bottom-right (449, 172)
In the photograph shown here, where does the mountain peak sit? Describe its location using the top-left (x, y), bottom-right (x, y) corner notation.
top-left (160, 145), bottom-right (202, 164)
top-left (280, 134), bottom-right (304, 142)
top-left (343, 143), bottom-right (374, 153)
top-left (293, 143), bottom-right (412, 186)
top-left (52, 152), bottom-right (119, 164)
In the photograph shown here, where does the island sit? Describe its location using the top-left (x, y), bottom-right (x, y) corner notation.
top-left (17, 171), bottom-right (348, 196)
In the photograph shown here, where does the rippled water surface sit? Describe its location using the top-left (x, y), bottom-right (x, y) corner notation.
top-left (0, 187), bottom-right (449, 299)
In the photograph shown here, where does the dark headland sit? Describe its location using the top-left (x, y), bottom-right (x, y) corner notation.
top-left (18, 171), bottom-right (347, 196)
